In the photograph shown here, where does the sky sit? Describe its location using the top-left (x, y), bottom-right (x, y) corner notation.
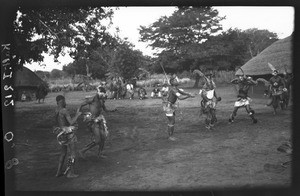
top-left (25, 6), bottom-right (294, 72)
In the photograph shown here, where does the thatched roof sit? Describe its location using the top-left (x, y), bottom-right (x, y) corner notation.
top-left (14, 66), bottom-right (46, 87)
top-left (236, 35), bottom-right (293, 76)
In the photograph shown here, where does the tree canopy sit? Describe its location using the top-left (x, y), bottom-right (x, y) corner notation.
top-left (63, 35), bottom-right (150, 80)
top-left (10, 6), bottom-right (279, 82)
top-left (139, 6), bottom-right (225, 54)
top-left (12, 7), bottom-right (115, 69)
top-left (139, 6), bottom-right (225, 73)
top-left (139, 7), bottom-right (278, 74)
top-left (12, 6), bottom-right (149, 80)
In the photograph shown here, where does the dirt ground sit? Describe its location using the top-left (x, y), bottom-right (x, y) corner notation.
top-left (12, 84), bottom-right (292, 191)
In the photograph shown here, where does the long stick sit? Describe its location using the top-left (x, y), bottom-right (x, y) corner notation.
top-left (160, 63), bottom-right (170, 85)
top-left (33, 12), bottom-right (60, 40)
top-left (239, 67), bottom-right (245, 77)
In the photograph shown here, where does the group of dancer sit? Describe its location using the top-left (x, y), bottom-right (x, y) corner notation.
top-left (53, 86), bottom-right (116, 178)
top-left (164, 67), bottom-right (291, 137)
top-left (52, 66), bottom-right (291, 178)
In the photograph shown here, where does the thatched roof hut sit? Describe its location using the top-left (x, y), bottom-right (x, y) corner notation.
top-left (14, 66), bottom-right (46, 87)
top-left (14, 67), bottom-right (46, 101)
top-left (236, 35), bottom-right (293, 76)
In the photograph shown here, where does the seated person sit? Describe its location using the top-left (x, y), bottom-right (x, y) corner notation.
top-left (126, 83), bottom-right (134, 99)
top-left (21, 91), bottom-right (27, 102)
top-left (138, 87), bottom-right (147, 100)
top-left (151, 85), bottom-right (162, 98)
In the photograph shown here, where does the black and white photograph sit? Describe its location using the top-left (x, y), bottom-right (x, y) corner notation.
top-left (2, 1), bottom-right (298, 195)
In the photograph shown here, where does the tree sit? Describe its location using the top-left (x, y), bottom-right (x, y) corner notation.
top-left (140, 7), bottom-right (224, 51)
top-left (241, 28), bottom-right (278, 58)
top-left (190, 28), bottom-right (249, 71)
top-left (50, 69), bottom-right (64, 79)
top-left (105, 40), bottom-right (144, 80)
top-left (139, 6), bottom-right (225, 76)
top-left (189, 28), bottom-right (278, 87)
top-left (62, 61), bottom-right (88, 78)
top-left (192, 28), bottom-right (279, 70)
top-left (63, 36), bottom-right (148, 80)
top-left (12, 7), bottom-right (115, 69)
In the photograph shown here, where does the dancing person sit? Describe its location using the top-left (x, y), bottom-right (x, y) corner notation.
top-left (54, 95), bottom-right (82, 178)
top-left (79, 86), bottom-right (116, 159)
top-left (229, 75), bottom-right (258, 124)
top-left (198, 72), bottom-right (221, 129)
top-left (163, 75), bottom-right (194, 141)
top-left (268, 69), bottom-right (287, 106)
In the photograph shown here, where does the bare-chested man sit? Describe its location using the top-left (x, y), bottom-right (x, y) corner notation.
top-left (79, 86), bottom-right (116, 158)
top-left (229, 75), bottom-right (258, 123)
top-left (163, 75), bottom-right (195, 141)
top-left (54, 95), bottom-right (82, 178)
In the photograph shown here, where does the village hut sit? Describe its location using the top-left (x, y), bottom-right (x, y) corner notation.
top-left (14, 66), bottom-right (47, 101)
top-left (236, 34), bottom-right (293, 76)
top-left (235, 34), bottom-right (293, 96)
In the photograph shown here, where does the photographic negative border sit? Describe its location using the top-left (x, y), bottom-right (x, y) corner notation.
top-left (1, 0), bottom-right (299, 196)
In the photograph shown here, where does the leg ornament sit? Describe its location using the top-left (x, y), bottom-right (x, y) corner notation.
top-left (229, 107), bottom-right (238, 123)
top-left (246, 106), bottom-right (257, 123)
top-left (64, 157), bottom-right (75, 175)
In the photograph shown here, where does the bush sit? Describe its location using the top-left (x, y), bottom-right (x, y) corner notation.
top-left (214, 71), bottom-right (235, 84)
top-left (177, 70), bottom-right (192, 78)
top-left (50, 69), bottom-right (65, 79)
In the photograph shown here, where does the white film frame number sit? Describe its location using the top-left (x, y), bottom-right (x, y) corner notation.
top-left (4, 131), bottom-right (14, 142)
top-left (5, 158), bottom-right (19, 170)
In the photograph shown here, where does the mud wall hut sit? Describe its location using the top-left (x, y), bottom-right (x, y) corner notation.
top-left (14, 66), bottom-right (47, 101)
top-left (235, 34), bottom-right (293, 95)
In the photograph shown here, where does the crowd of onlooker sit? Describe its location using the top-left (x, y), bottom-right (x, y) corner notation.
top-left (18, 75), bottom-right (177, 103)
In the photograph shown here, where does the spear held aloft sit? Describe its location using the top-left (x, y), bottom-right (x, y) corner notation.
top-left (160, 62), bottom-right (170, 85)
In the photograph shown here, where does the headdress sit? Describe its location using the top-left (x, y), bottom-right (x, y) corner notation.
top-left (169, 75), bottom-right (179, 85)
